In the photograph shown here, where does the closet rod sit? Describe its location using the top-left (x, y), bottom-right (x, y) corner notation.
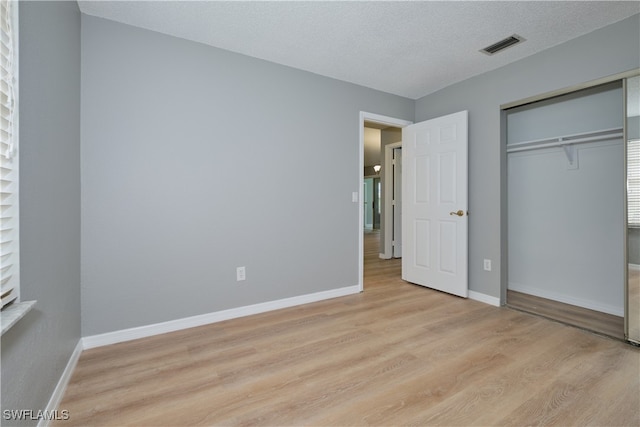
top-left (506, 127), bottom-right (623, 154)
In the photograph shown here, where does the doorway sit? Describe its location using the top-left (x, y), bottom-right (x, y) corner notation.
top-left (359, 111), bottom-right (469, 297)
top-left (391, 147), bottom-right (401, 257)
top-left (363, 177), bottom-right (381, 230)
top-left (382, 142), bottom-right (402, 259)
top-left (358, 112), bottom-right (412, 292)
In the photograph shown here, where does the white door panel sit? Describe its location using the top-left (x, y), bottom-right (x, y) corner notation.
top-left (402, 111), bottom-right (468, 297)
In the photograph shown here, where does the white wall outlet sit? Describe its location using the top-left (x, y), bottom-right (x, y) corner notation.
top-left (236, 266), bottom-right (246, 281)
top-left (483, 259), bottom-right (492, 271)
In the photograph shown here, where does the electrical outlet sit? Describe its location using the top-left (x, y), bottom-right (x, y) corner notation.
top-left (236, 266), bottom-right (246, 281)
top-left (483, 259), bottom-right (492, 271)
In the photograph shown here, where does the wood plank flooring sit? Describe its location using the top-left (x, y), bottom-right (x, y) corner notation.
top-left (57, 230), bottom-right (640, 426)
top-left (507, 290), bottom-right (625, 340)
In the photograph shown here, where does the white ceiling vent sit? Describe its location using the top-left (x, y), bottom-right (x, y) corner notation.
top-left (480, 34), bottom-right (525, 55)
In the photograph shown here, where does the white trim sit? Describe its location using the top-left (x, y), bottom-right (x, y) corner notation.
top-left (38, 340), bottom-right (83, 427)
top-left (362, 112), bottom-right (413, 128)
top-left (500, 69), bottom-right (640, 110)
top-left (83, 285), bottom-right (360, 349)
top-left (359, 112), bottom-right (412, 292)
top-left (1, 300), bottom-right (35, 335)
top-left (506, 127), bottom-right (623, 154)
top-left (508, 282), bottom-right (624, 317)
top-left (379, 253), bottom-right (388, 259)
top-left (383, 141), bottom-right (402, 259)
top-left (468, 290), bottom-right (501, 307)
top-left (629, 263), bottom-right (640, 271)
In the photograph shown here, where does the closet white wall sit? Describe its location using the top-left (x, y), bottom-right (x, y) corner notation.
top-left (507, 82), bottom-right (625, 316)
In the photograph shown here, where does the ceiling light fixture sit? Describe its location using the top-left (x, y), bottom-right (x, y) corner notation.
top-left (373, 165), bottom-right (381, 174)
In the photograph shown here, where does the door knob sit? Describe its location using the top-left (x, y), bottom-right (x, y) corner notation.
top-left (449, 210), bottom-right (464, 217)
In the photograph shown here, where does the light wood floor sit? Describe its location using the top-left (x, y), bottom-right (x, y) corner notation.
top-left (58, 230), bottom-right (640, 426)
top-left (507, 290), bottom-right (625, 340)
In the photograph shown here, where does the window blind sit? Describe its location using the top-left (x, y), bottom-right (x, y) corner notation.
top-left (0, 0), bottom-right (17, 310)
top-left (629, 139), bottom-right (640, 227)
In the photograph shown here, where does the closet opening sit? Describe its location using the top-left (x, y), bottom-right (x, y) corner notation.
top-left (504, 80), bottom-right (626, 339)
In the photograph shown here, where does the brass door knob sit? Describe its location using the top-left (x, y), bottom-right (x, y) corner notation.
top-left (449, 210), bottom-right (464, 217)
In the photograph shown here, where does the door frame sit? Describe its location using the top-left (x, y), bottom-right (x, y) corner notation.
top-left (382, 141), bottom-right (402, 259)
top-left (358, 112), bottom-right (412, 292)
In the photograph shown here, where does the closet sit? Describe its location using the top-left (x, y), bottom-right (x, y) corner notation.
top-left (506, 81), bottom-right (626, 338)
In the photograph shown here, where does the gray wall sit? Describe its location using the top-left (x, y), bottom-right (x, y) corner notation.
top-left (81, 16), bottom-right (414, 336)
top-left (506, 82), bottom-right (623, 143)
top-left (1, 1), bottom-right (81, 424)
top-left (415, 14), bottom-right (640, 301)
top-left (629, 116), bottom-right (640, 139)
top-left (630, 229), bottom-right (640, 265)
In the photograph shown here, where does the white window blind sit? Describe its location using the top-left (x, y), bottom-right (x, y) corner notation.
top-left (628, 139), bottom-right (640, 227)
top-left (0, 0), bottom-right (18, 310)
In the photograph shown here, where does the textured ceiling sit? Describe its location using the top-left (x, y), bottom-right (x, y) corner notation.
top-left (78, 1), bottom-right (640, 100)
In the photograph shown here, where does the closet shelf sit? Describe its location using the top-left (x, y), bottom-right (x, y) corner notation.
top-left (506, 127), bottom-right (623, 154)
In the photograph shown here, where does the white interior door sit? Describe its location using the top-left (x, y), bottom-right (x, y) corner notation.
top-left (393, 147), bottom-right (402, 258)
top-left (402, 110), bottom-right (468, 297)
top-left (363, 178), bottom-right (373, 229)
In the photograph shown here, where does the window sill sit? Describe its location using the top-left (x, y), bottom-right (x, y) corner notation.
top-left (1, 301), bottom-right (36, 335)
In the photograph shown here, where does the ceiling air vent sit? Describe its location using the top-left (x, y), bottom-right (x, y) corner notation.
top-left (480, 34), bottom-right (525, 55)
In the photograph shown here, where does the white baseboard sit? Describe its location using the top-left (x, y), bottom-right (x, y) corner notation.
top-left (630, 263), bottom-right (640, 271)
top-left (508, 283), bottom-right (623, 317)
top-left (468, 290), bottom-right (501, 307)
top-left (83, 285), bottom-right (360, 350)
top-left (379, 253), bottom-right (391, 259)
top-left (38, 340), bottom-right (83, 427)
